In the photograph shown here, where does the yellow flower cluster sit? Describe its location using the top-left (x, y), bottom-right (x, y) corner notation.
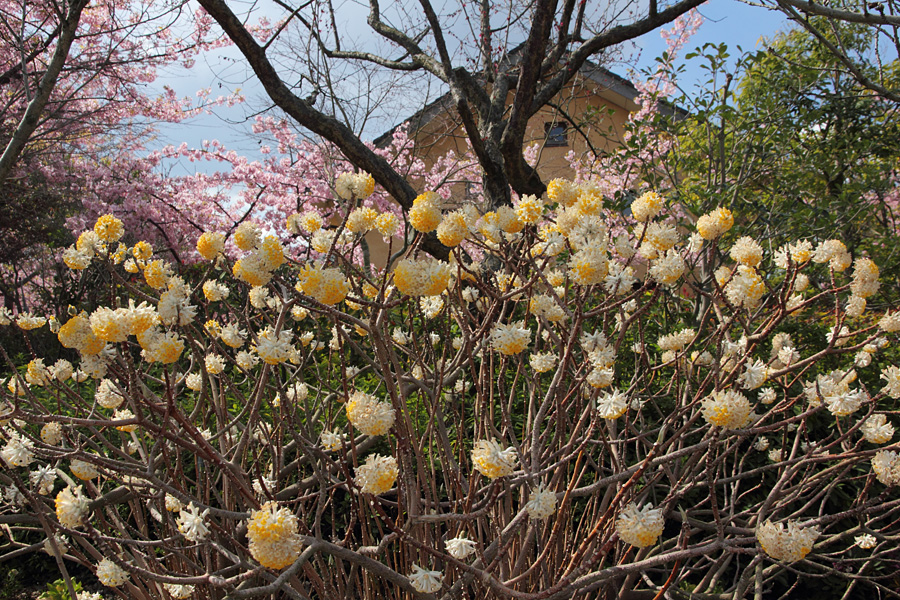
top-left (297, 263), bottom-right (350, 305)
top-left (756, 520), bottom-right (819, 562)
top-left (355, 454), bottom-right (399, 495)
top-left (96, 558), bottom-right (130, 587)
top-left (345, 391), bottom-right (395, 436)
top-left (616, 502), bottom-right (665, 547)
top-left (491, 321), bottom-right (530, 355)
top-left (630, 190), bottom-right (664, 222)
top-left (700, 390), bottom-right (752, 429)
top-left (409, 191), bottom-right (442, 233)
top-left (196, 231), bottom-right (225, 260)
top-left (335, 171), bottom-right (375, 199)
top-left (393, 257), bottom-right (451, 297)
top-left (55, 485), bottom-right (90, 528)
top-left (247, 502), bottom-right (303, 569)
top-left (696, 206), bottom-right (733, 240)
top-left (472, 439), bottom-right (518, 479)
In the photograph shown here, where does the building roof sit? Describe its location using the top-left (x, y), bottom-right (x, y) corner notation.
top-left (373, 57), bottom-right (685, 149)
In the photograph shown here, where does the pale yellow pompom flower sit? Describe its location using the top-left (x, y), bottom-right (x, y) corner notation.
top-left (346, 391), bottom-right (395, 436)
top-left (247, 502), bottom-right (303, 569)
top-left (616, 502), bottom-right (665, 547)
top-left (472, 439), bottom-right (518, 479)
top-left (696, 207), bottom-right (734, 240)
top-left (756, 520), bottom-right (819, 562)
top-left (93, 214), bottom-right (124, 243)
top-left (355, 454), bottom-right (399, 495)
top-left (631, 190), bottom-right (664, 222)
top-left (409, 191), bottom-right (442, 233)
top-left (491, 321), bottom-right (530, 355)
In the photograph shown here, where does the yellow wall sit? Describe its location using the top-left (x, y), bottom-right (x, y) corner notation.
top-left (366, 75), bottom-right (637, 268)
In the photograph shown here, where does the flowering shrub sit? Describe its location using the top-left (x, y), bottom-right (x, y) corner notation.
top-left (1, 182), bottom-right (899, 599)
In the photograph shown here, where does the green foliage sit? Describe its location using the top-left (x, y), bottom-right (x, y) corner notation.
top-left (38, 579), bottom-right (82, 600)
top-left (667, 24), bottom-right (900, 299)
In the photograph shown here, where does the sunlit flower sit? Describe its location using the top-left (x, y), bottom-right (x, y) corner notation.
top-left (730, 236), bottom-right (763, 267)
top-left (409, 564), bottom-right (442, 593)
top-left (177, 503), bottom-right (211, 542)
top-left (234, 222), bottom-right (261, 251)
top-left (1, 433), bottom-right (34, 467)
top-left (355, 454), bottom-right (399, 495)
top-left (491, 321), bottom-right (530, 355)
top-left (247, 502), bottom-right (303, 569)
top-left (297, 263), bottom-right (350, 305)
top-left (437, 210), bottom-right (469, 247)
top-left (472, 439), bottom-right (518, 479)
top-left (529, 352), bottom-right (558, 373)
top-left (409, 191), bottom-right (442, 233)
top-left (196, 231), bottom-right (225, 260)
top-left (393, 258), bottom-right (451, 297)
top-left (597, 389), bottom-right (628, 419)
top-left (94, 214), bottom-right (124, 242)
top-left (164, 583), bottom-right (195, 599)
top-left (701, 390), bottom-right (752, 429)
top-left (202, 280), bottom-right (230, 302)
top-left (616, 502), bottom-right (665, 547)
top-left (95, 379), bottom-right (124, 409)
top-left (547, 178), bottom-right (579, 207)
top-left (55, 485), bottom-right (90, 528)
top-left (70, 459), bottom-right (100, 481)
top-left (631, 190), bottom-right (664, 222)
top-left (855, 533), bottom-right (877, 549)
top-left (16, 312), bottom-right (46, 330)
top-left (346, 391), bottom-right (395, 436)
top-left (374, 212), bottom-right (400, 239)
top-left (96, 558), bottom-right (129, 587)
top-left (756, 520), bottom-right (819, 562)
top-left (525, 485), bottom-right (556, 520)
top-left (41, 422), bottom-right (63, 446)
top-left (696, 207), bottom-right (733, 240)
top-left (872, 450), bottom-right (900, 486)
top-left (320, 430), bottom-right (345, 452)
top-left (860, 414), bottom-right (894, 444)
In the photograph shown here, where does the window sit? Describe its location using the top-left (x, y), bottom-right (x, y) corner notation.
top-left (545, 122), bottom-right (568, 147)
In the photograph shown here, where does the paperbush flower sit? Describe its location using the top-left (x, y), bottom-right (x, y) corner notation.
top-left (631, 190), bottom-right (664, 222)
top-left (355, 454), bottom-right (399, 494)
top-left (55, 486), bottom-right (90, 528)
top-left (437, 210), bottom-right (469, 246)
top-left (445, 535), bottom-right (477, 560)
top-left (860, 414), bottom-right (894, 444)
top-left (346, 391), bottom-right (395, 436)
top-left (616, 502), bottom-right (665, 547)
top-left (472, 439), bottom-right (518, 479)
top-left (872, 450), bottom-right (900, 486)
top-left (1, 434), bottom-right (34, 467)
top-left (247, 502), bottom-right (303, 569)
top-left (96, 558), bottom-right (129, 587)
top-left (93, 214), bottom-right (124, 242)
top-left (701, 390), bottom-right (752, 429)
top-left (177, 503), bottom-right (210, 542)
top-left (409, 191), bottom-right (442, 233)
top-left (546, 178), bottom-right (578, 207)
top-left (696, 207), bottom-right (733, 240)
top-left (297, 263), bottom-right (350, 305)
top-left (41, 422), bottom-right (63, 446)
top-left (597, 390), bottom-right (628, 419)
top-left (756, 520), bottom-right (819, 562)
top-left (525, 485), bottom-right (557, 520)
top-left (491, 321), bottom-right (530, 355)
top-left (196, 231), bottom-right (225, 260)
top-left (409, 564), bottom-right (442, 593)
top-left (393, 257), bottom-right (452, 297)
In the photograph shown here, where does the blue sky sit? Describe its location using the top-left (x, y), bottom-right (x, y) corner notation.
top-left (151, 1), bottom-right (792, 173)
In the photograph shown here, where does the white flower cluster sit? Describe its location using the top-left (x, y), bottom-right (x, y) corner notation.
top-left (616, 502), bottom-right (665, 548)
top-left (756, 520), bottom-right (819, 562)
top-left (345, 391), bottom-right (395, 436)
